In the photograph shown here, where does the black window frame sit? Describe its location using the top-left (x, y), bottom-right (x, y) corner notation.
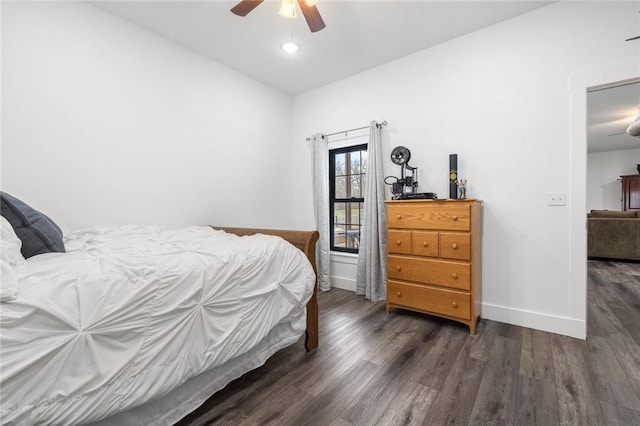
top-left (329, 143), bottom-right (368, 254)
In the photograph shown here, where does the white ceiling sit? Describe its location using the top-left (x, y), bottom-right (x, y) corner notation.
top-left (90, 0), bottom-right (640, 154)
top-left (91, 0), bottom-right (553, 95)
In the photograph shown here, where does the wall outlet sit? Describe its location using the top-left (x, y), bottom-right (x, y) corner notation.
top-left (547, 191), bottom-right (566, 206)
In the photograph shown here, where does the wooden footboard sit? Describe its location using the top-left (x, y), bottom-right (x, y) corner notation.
top-left (211, 226), bottom-right (320, 352)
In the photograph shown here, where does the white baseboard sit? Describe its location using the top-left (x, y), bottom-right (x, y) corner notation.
top-left (482, 303), bottom-right (586, 339)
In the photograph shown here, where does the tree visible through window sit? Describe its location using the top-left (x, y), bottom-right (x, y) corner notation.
top-left (329, 144), bottom-right (367, 253)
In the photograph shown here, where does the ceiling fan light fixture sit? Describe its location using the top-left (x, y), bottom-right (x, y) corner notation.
top-left (231, 0), bottom-right (326, 33)
top-left (627, 107), bottom-right (640, 137)
top-left (278, 0), bottom-right (297, 18)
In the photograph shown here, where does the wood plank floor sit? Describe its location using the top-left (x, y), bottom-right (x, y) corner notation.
top-left (176, 260), bottom-right (640, 425)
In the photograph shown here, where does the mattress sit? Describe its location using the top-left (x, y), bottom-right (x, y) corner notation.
top-left (0, 225), bottom-right (315, 425)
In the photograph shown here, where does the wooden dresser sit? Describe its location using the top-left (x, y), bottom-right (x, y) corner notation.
top-left (385, 199), bottom-right (482, 333)
top-left (621, 174), bottom-right (640, 211)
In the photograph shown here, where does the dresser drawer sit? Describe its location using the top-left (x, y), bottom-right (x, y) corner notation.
top-left (411, 231), bottom-right (438, 257)
top-left (388, 230), bottom-right (411, 255)
top-left (387, 203), bottom-right (470, 231)
top-left (387, 255), bottom-right (471, 290)
top-left (387, 280), bottom-right (471, 320)
top-left (439, 233), bottom-right (471, 260)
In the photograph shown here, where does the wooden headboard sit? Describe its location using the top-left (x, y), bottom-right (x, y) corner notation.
top-left (211, 226), bottom-right (319, 352)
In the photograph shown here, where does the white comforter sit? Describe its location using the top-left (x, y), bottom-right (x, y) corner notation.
top-left (0, 226), bottom-right (315, 425)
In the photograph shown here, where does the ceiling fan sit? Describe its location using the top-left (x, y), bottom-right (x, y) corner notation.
top-left (231, 0), bottom-right (326, 33)
top-left (626, 11), bottom-right (640, 41)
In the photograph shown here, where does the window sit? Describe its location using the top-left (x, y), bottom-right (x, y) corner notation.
top-left (329, 144), bottom-right (367, 253)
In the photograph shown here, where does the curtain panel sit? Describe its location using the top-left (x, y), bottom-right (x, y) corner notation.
top-left (356, 121), bottom-right (387, 301)
top-left (311, 134), bottom-right (331, 292)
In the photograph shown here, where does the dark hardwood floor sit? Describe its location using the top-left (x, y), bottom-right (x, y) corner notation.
top-left (177, 260), bottom-right (640, 425)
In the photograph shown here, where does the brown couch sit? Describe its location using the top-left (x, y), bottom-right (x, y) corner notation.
top-left (587, 210), bottom-right (640, 261)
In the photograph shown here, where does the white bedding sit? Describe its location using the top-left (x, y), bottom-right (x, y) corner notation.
top-left (0, 225), bottom-right (315, 425)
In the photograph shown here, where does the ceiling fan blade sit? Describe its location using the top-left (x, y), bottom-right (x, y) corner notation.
top-left (297, 0), bottom-right (326, 32)
top-left (231, 0), bottom-right (264, 17)
top-left (626, 35), bottom-right (640, 41)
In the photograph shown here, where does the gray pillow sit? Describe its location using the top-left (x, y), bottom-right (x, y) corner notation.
top-left (0, 192), bottom-right (65, 259)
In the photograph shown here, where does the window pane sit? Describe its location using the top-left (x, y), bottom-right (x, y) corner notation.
top-left (349, 151), bottom-right (360, 174)
top-left (346, 225), bottom-right (360, 249)
top-left (350, 202), bottom-right (361, 224)
top-left (334, 202), bottom-right (345, 224)
top-left (335, 176), bottom-right (347, 199)
top-left (343, 201), bottom-right (354, 225)
top-left (335, 153), bottom-right (346, 177)
top-left (333, 224), bottom-right (346, 248)
top-left (361, 150), bottom-right (368, 173)
top-left (350, 175), bottom-right (361, 198)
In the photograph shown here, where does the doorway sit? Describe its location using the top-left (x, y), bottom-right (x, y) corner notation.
top-left (570, 60), bottom-right (640, 339)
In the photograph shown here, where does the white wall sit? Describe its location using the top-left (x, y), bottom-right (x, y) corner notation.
top-left (3, 1), bottom-right (639, 339)
top-left (1, 2), bottom-right (293, 230)
top-left (291, 1), bottom-right (639, 338)
top-left (587, 148), bottom-right (640, 211)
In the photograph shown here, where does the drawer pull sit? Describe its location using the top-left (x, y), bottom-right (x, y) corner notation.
top-left (452, 215), bottom-right (459, 221)
top-left (396, 291), bottom-right (401, 297)
top-left (451, 302), bottom-right (458, 308)
top-left (422, 241), bottom-right (429, 247)
top-left (396, 266), bottom-right (402, 272)
top-left (452, 243), bottom-right (458, 249)
top-left (396, 240), bottom-right (402, 245)
top-left (451, 273), bottom-right (458, 279)
top-left (396, 214), bottom-right (402, 220)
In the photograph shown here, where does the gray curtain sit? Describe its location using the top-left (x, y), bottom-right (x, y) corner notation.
top-left (312, 134), bottom-right (331, 291)
top-left (356, 121), bottom-right (387, 301)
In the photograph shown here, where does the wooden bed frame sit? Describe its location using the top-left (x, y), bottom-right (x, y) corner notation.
top-left (211, 227), bottom-right (320, 351)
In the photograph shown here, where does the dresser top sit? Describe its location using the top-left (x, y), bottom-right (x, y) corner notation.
top-left (385, 198), bottom-right (482, 203)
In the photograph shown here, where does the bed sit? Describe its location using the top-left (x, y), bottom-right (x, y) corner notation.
top-left (0, 202), bottom-right (319, 425)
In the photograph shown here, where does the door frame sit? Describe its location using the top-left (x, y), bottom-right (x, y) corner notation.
top-left (569, 59), bottom-right (639, 339)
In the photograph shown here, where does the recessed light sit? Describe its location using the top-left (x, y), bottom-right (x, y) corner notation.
top-left (281, 41), bottom-right (300, 53)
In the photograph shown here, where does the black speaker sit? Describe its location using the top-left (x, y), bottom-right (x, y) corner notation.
top-left (449, 154), bottom-right (458, 199)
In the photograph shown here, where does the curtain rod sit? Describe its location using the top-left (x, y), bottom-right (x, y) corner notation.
top-left (306, 120), bottom-right (388, 141)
